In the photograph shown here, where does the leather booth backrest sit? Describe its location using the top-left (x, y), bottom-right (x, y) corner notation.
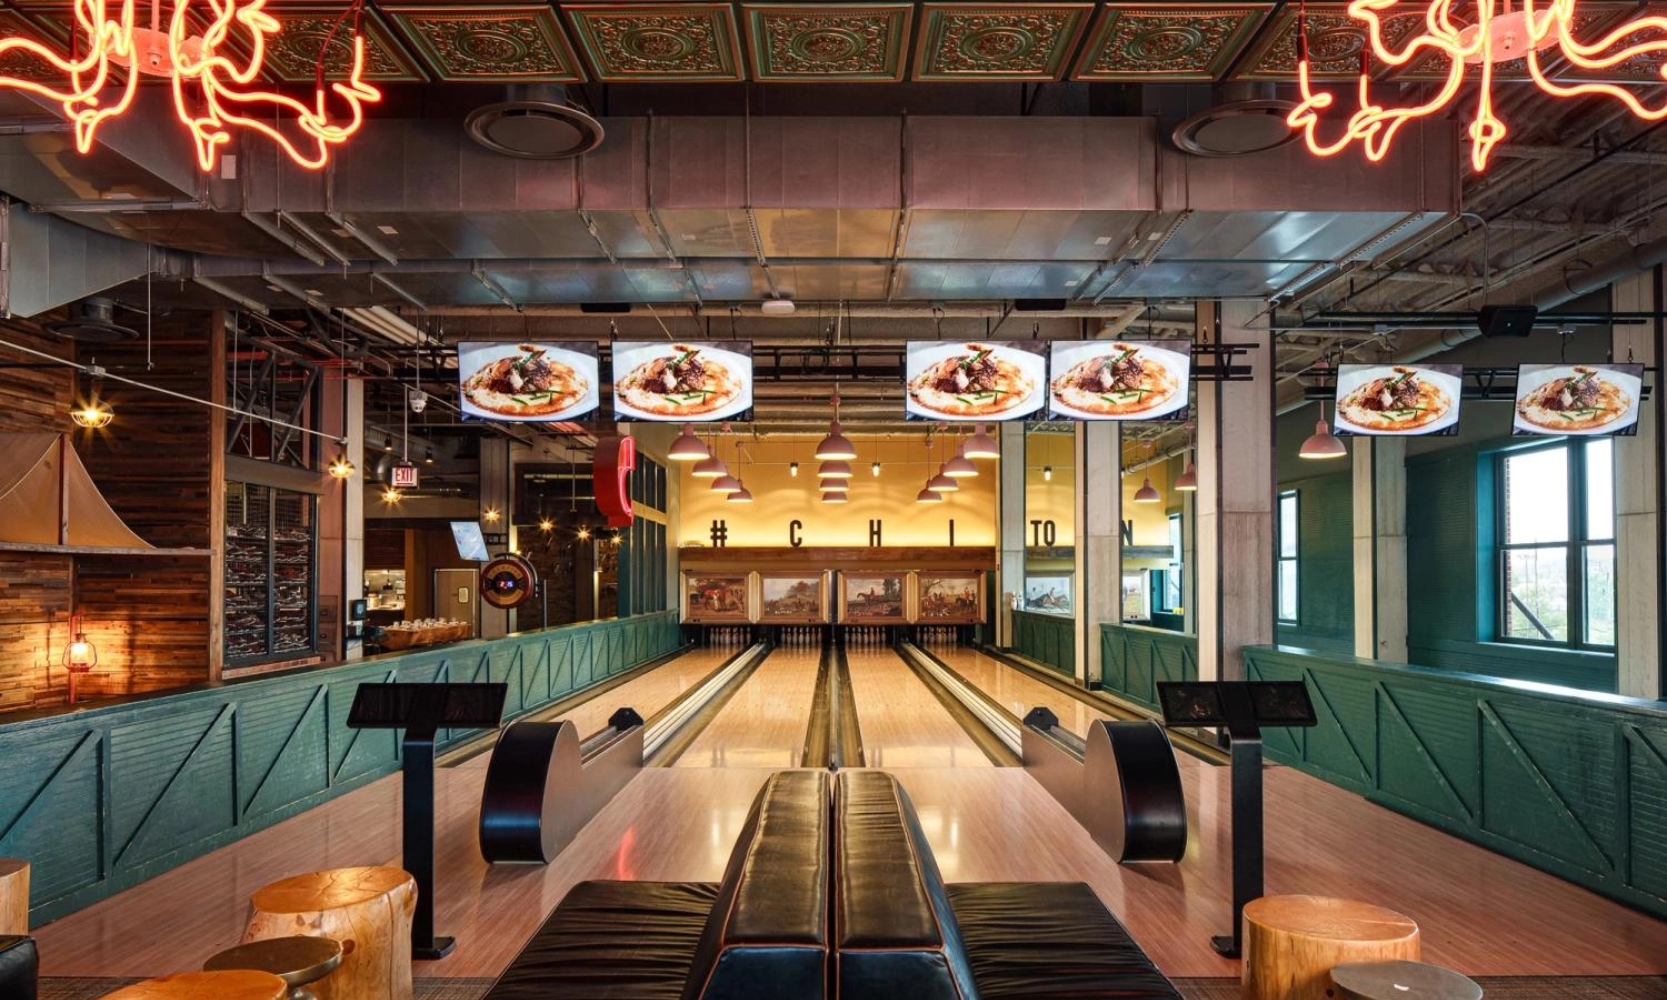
top-left (0, 935), bottom-right (38, 1000)
top-left (681, 769), bottom-right (831, 1000)
top-left (833, 771), bottom-right (980, 1000)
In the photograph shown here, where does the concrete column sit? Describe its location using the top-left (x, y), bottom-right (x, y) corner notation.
top-left (998, 422), bottom-right (1026, 648)
top-left (1195, 300), bottom-right (1275, 681)
top-left (479, 437), bottom-right (512, 639)
top-left (1612, 270), bottom-right (1661, 699)
top-left (343, 379), bottom-right (365, 660)
top-left (1082, 421), bottom-right (1121, 687)
top-left (1351, 438), bottom-right (1407, 661)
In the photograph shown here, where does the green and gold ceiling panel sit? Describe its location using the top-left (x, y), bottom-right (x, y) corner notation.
top-left (743, 4), bottom-right (912, 82)
top-left (0, 9), bottom-right (68, 84)
top-left (565, 4), bottom-right (745, 81)
top-left (1235, 3), bottom-right (1426, 81)
top-left (385, 5), bottom-right (586, 82)
top-left (1073, 4), bottom-right (1273, 82)
top-left (228, 4), bottom-right (428, 83)
top-left (913, 3), bottom-right (1093, 81)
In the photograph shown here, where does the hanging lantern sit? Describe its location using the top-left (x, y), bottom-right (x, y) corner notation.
top-left (328, 452), bottom-right (355, 479)
top-left (61, 614), bottom-right (97, 704)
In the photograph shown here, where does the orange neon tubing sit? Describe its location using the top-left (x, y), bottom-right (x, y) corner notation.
top-left (1289, 0), bottom-right (1667, 172)
top-left (0, 0), bottom-right (380, 172)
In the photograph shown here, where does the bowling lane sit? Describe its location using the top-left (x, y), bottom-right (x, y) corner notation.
top-left (844, 646), bottom-right (993, 768)
top-left (921, 643), bottom-right (1120, 737)
top-left (672, 645), bottom-right (821, 768)
top-left (455, 645), bottom-right (740, 769)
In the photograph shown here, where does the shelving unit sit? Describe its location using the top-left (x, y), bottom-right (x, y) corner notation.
top-left (225, 482), bottom-right (317, 665)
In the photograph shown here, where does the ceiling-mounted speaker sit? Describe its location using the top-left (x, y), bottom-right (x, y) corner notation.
top-left (1013, 299), bottom-right (1068, 312)
top-left (1171, 83), bottom-right (1298, 158)
top-left (1477, 305), bottom-right (1538, 338)
top-left (465, 84), bottom-right (605, 160)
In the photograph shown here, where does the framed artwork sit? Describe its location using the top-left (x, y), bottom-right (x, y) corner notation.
top-left (683, 573), bottom-right (752, 622)
top-left (759, 573), bottom-right (828, 623)
top-left (915, 572), bottom-right (984, 624)
top-left (840, 573), bottom-right (908, 623)
top-left (1023, 574), bottom-right (1074, 616)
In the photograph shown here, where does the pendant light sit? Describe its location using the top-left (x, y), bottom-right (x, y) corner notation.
top-left (70, 399), bottom-right (114, 429)
top-left (943, 443), bottom-right (979, 479)
top-left (927, 469), bottom-right (959, 492)
top-left (819, 460), bottom-right (853, 479)
top-left (1134, 477), bottom-right (1161, 503)
top-left (819, 477), bottom-right (843, 492)
top-left (328, 451), bottom-right (355, 479)
top-left (963, 423), bottom-right (999, 460)
top-left (1042, 465), bottom-right (1053, 482)
top-left (669, 423), bottom-right (708, 461)
top-left (691, 429), bottom-right (726, 478)
top-left (1299, 401), bottom-right (1348, 459)
top-left (789, 461), bottom-right (799, 477)
top-left (916, 487), bottom-right (944, 503)
top-left (1174, 426), bottom-right (1198, 491)
top-left (710, 433), bottom-right (743, 493)
top-left (727, 484), bottom-right (753, 503)
top-left (725, 437), bottom-right (752, 500)
top-left (821, 489), bottom-right (849, 503)
top-left (816, 393), bottom-right (857, 460)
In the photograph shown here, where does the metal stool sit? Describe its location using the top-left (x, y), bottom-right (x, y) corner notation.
top-left (1331, 960), bottom-right (1484, 1000)
top-left (205, 935), bottom-right (344, 1000)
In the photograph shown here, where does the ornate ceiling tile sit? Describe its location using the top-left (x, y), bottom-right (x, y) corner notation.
top-left (913, 3), bottom-right (1093, 81)
top-left (1394, 3), bottom-right (1620, 80)
top-left (385, 5), bottom-right (586, 82)
top-left (1072, 4), bottom-right (1273, 82)
top-left (1235, 4), bottom-right (1425, 81)
top-left (231, 6), bottom-right (428, 83)
top-left (0, 10), bottom-right (68, 84)
top-left (565, 4), bottom-right (745, 81)
top-left (742, 4), bottom-right (912, 82)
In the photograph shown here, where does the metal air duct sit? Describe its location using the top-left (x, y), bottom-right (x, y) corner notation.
top-left (1171, 83), bottom-right (1298, 158)
top-left (464, 84), bottom-right (605, 160)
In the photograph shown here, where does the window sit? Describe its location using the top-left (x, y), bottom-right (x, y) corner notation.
top-left (1277, 491), bottom-right (1299, 623)
top-left (1162, 512), bottom-right (1185, 612)
top-left (1497, 439), bottom-right (1614, 649)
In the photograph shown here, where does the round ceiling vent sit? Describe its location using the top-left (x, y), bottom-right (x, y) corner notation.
top-left (47, 297), bottom-right (139, 343)
top-left (465, 86), bottom-right (605, 160)
top-left (1171, 99), bottom-right (1299, 158)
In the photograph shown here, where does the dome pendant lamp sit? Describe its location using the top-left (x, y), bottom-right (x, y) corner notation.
top-left (942, 441), bottom-right (978, 479)
top-left (1300, 401), bottom-right (1348, 459)
top-left (1174, 426), bottom-right (1198, 491)
top-left (816, 393), bottom-right (857, 460)
top-left (963, 423), bottom-right (999, 460)
top-left (916, 487), bottom-right (944, 503)
top-left (1134, 477), bottom-right (1161, 503)
top-left (669, 423), bottom-right (708, 461)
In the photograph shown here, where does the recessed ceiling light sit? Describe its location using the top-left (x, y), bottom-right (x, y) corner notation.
top-left (1063, 279), bottom-right (1079, 287)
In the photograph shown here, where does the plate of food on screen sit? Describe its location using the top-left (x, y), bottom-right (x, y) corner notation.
top-left (460, 343), bottom-right (596, 421)
top-left (1048, 340), bottom-right (1190, 420)
top-left (612, 342), bottom-right (752, 421)
top-left (1333, 364), bottom-right (1462, 436)
top-left (1513, 364), bottom-right (1642, 436)
top-left (905, 342), bottom-right (1045, 420)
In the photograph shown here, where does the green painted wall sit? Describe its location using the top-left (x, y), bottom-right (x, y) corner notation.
top-left (1012, 610), bottom-right (1074, 677)
top-left (1099, 623), bottom-right (1198, 713)
top-left (1405, 442), bottom-right (1617, 692)
top-left (0, 611), bottom-right (682, 925)
top-left (1246, 645), bottom-right (1667, 920)
top-left (1274, 472), bottom-right (1354, 654)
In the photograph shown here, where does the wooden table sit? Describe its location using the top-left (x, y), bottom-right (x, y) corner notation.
top-left (0, 859), bottom-right (27, 935)
top-left (1242, 895), bottom-right (1420, 1000)
top-left (101, 970), bottom-right (288, 1000)
top-left (244, 867), bottom-right (416, 1000)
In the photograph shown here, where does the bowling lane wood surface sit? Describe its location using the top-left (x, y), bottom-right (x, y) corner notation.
top-left (843, 644), bottom-right (995, 768)
top-left (671, 645), bottom-right (820, 767)
top-left (454, 646), bottom-right (739, 768)
top-left (922, 642), bottom-right (1122, 734)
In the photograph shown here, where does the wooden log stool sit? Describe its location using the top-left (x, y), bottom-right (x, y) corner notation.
top-left (0, 860), bottom-right (27, 935)
top-left (1242, 895), bottom-right (1420, 1000)
top-left (244, 867), bottom-right (416, 1000)
top-left (101, 970), bottom-right (288, 1000)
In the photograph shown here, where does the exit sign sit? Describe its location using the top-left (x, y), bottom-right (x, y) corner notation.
top-left (391, 463), bottom-right (420, 489)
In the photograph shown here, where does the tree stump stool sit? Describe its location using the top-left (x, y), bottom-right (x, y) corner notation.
top-left (244, 867), bottom-right (417, 1000)
top-left (101, 970), bottom-right (288, 1000)
top-left (1242, 895), bottom-right (1420, 1000)
top-left (0, 860), bottom-right (27, 935)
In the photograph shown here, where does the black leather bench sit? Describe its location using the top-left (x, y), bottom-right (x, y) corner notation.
top-left (835, 770), bottom-right (1183, 1000)
top-left (481, 769), bottom-right (830, 1000)
top-left (0, 935), bottom-right (38, 1000)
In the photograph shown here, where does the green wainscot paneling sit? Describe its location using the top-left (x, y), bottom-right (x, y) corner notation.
top-left (1245, 645), bottom-right (1667, 920)
top-left (1099, 624), bottom-right (1198, 713)
top-left (1013, 610), bottom-right (1075, 677)
top-left (0, 612), bottom-right (681, 925)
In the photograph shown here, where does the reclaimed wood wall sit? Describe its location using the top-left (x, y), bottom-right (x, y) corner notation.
top-left (0, 313), bottom-right (215, 711)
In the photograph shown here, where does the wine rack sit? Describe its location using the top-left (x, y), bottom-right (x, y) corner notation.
top-left (225, 482), bottom-right (318, 664)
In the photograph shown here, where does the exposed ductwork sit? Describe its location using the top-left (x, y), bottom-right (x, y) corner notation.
top-left (464, 85), bottom-right (606, 161)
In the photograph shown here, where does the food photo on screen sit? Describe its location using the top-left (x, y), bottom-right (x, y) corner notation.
top-left (904, 342), bottom-right (1046, 421)
top-left (456, 342), bottom-right (599, 422)
top-left (1048, 339), bottom-right (1191, 421)
top-left (1512, 364), bottom-right (1643, 436)
top-left (1331, 363), bottom-right (1463, 436)
top-left (612, 341), bottom-right (753, 421)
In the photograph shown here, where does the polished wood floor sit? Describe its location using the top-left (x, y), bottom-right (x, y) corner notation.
top-left (31, 645), bottom-right (1667, 982)
top-left (673, 646), bottom-right (818, 768)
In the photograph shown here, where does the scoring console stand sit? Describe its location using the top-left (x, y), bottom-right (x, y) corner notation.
top-left (1156, 680), bottom-right (1317, 959)
top-left (347, 682), bottom-right (509, 960)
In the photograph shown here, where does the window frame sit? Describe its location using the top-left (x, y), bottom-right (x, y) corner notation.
top-left (1493, 438), bottom-right (1615, 652)
top-left (1276, 490), bottom-right (1299, 625)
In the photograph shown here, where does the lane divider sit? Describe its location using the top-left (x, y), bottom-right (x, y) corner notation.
top-left (644, 642), bottom-right (773, 760)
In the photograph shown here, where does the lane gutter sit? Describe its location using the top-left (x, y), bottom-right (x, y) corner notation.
top-left (892, 643), bottom-right (1021, 767)
top-left (646, 642), bottom-right (775, 765)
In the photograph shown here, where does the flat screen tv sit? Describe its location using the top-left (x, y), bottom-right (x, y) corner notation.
top-left (450, 521), bottom-right (490, 562)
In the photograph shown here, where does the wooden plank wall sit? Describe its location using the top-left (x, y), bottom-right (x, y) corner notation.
top-left (0, 313), bottom-right (215, 711)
